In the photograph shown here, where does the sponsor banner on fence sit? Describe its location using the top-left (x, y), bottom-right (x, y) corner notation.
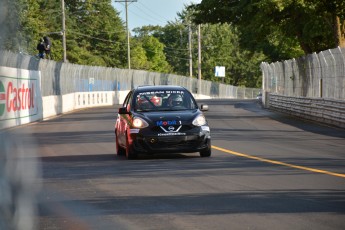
top-left (0, 67), bottom-right (41, 129)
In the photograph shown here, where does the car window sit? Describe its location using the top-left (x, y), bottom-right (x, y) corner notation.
top-left (134, 90), bottom-right (198, 112)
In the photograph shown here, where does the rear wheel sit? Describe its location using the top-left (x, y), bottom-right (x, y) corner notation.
top-left (115, 130), bottom-right (126, 156)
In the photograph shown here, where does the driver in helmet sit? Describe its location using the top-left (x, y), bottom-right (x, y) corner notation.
top-left (168, 94), bottom-right (183, 107)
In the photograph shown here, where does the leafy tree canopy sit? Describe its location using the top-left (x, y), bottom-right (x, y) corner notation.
top-left (190, 0), bottom-right (345, 61)
top-left (140, 35), bottom-right (172, 73)
top-left (133, 6), bottom-right (265, 87)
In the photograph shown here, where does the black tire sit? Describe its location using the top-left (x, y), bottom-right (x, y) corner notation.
top-left (115, 130), bottom-right (126, 156)
top-left (200, 148), bottom-right (211, 157)
top-left (125, 135), bottom-right (137, 160)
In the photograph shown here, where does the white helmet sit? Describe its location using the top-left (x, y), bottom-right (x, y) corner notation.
top-left (169, 94), bottom-right (183, 106)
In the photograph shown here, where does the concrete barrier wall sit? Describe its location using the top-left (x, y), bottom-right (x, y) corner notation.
top-left (42, 91), bottom-right (129, 120)
top-left (265, 93), bottom-right (345, 128)
top-left (0, 66), bottom-right (131, 129)
top-left (42, 90), bottom-right (128, 119)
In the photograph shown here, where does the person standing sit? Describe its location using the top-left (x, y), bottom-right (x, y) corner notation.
top-left (36, 38), bottom-right (46, 59)
top-left (43, 36), bottom-right (51, 59)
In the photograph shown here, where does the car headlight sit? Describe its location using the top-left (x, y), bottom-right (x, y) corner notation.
top-left (132, 117), bottom-right (149, 128)
top-left (192, 114), bottom-right (207, 126)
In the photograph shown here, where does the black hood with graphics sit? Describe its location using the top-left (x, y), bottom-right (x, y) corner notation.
top-left (134, 109), bottom-right (202, 126)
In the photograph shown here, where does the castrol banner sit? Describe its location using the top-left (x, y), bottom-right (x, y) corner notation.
top-left (0, 66), bottom-right (42, 129)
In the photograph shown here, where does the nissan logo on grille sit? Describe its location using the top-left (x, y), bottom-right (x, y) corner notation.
top-left (160, 125), bottom-right (182, 133)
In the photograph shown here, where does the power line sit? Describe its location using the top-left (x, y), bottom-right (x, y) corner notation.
top-left (133, 2), bottom-right (170, 25)
top-left (117, 1), bottom-right (191, 31)
top-left (69, 30), bottom-right (126, 44)
top-left (69, 27), bottom-right (222, 63)
top-left (131, 7), bottom-right (165, 25)
top-left (69, 30), bottom-right (191, 61)
top-left (164, 46), bottom-right (189, 51)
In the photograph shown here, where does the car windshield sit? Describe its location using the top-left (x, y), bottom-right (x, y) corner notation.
top-left (134, 90), bottom-right (198, 112)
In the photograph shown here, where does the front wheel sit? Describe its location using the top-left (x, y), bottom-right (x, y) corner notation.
top-left (126, 136), bottom-right (137, 160)
top-left (115, 130), bottom-right (126, 156)
top-left (200, 148), bottom-right (211, 157)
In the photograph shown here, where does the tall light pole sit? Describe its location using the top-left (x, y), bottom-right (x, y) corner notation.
top-left (197, 24), bottom-right (202, 95)
top-left (188, 24), bottom-right (193, 77)
top-left (61, 0), bottom-right (67, 62)
top-left (115, 0), bottom-right (137, 69)
top-left (125, 1), bottom-right (130, 69)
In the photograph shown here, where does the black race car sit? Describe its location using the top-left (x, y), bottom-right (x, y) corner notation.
top-left (115, 85), bottom-right (211, 159)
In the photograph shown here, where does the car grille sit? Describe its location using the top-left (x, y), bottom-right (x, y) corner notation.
top-left (150, 124), bottom-right (194, 133)
top-left (143, 135), bottom-right (200, 150)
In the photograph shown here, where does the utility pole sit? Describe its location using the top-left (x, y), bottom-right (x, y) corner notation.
top-left (61, 0), bottom-right (67, 62)
top-left (197, 24), bottom-right (202, 95)
top-left (188, 24), bottom-right (193, 77)
top-left (115, 0), bottom-right (137, 70)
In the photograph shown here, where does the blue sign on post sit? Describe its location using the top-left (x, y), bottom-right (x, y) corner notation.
top-left (215, 66), bottom-right (225, 77)
top-left (89, 78), bottom-right (95, 92)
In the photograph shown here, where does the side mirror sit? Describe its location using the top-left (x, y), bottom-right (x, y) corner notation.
top-left (200, 104), bottom-right (209, 111)
top-left (118, 107), bottom-right (129, 114)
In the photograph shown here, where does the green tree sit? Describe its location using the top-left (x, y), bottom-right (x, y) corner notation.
top-left (130, 4), bottom-right (265, 87)
top-left (0, 0), bottom-right (44, 54)
top-left (305, 0), bottom-right (345, 48)
top-left (140, 35), bottom-right (172, 73)
top-left (130, 39), bottom-right (148, 70)
top-left (156, 23), bottom-right (190, 76)
top-left (190, 0), bottom-right (345, 60)
top-left (36, 0), bottom-right (65, 60)
top-left (199, 23), bottom-right (265, 87)
top-left (133, 5), bottom-right (265, 87)
top-left (65, 0), bottom-right (127, 66)
top-left (2, 0), bottom-right (128, 66)
top-left (133, 24), bottom-right (190, 75)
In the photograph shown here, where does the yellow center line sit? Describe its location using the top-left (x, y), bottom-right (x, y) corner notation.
top-left (212, 145), bottom-right (345, 179)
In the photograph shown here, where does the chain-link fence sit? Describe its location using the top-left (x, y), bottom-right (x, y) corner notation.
top-left (260, 46), bottom-right (345, 100)
top-left (0, 50), bottom-right (260, 99)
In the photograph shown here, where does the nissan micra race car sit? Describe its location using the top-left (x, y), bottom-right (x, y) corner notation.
top-left (115, 85), bottom-right (211, 159)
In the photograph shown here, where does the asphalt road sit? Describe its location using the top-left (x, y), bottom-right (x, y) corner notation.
top-left (3, 99), bottom-right (345, 230)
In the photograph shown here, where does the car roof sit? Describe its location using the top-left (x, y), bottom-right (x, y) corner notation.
top-left (135, 85), bottom-right (187, 93)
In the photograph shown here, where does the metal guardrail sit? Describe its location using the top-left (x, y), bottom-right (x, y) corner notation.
top-left (267, 94), bottom-right (345, 128)
top-left (261, 47), bottom-right (345, 100)
top-left (0, 50), bottom-right (260, 99)
top-left (261, 46), bottom-right (345, 128)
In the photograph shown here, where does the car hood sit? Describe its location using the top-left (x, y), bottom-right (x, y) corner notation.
top-left (136, 109), bottom-right (202, 125)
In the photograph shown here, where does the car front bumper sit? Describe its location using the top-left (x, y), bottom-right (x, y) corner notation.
top-left (129, 127), bottom-right (211, 154)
